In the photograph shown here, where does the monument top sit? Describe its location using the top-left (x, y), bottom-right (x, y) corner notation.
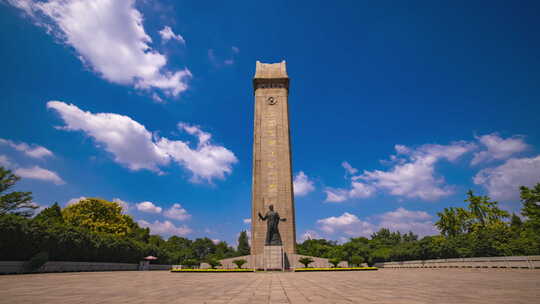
top-left (254, 60), bottom-right (288, 79)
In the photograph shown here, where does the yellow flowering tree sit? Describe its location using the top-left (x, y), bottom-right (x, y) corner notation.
top-left (62, 198), bottom-right (133, 236)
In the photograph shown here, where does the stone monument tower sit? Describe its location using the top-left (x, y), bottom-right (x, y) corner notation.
top-left (218, 61), bottom-right (339, 269)
top-left (251, 61), bottom-right (296, 257)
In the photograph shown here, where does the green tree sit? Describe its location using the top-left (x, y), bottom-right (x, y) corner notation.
top-left (435, 207), bottom-right (468, 237)
top-left (0, 167), bottom-right (36, 217)
top-left (402, 231), bottom-right (418, 242)
top-left (298, 257), bottom-right (314, 268)
top-left (510, 213), bottom-right (523, 234)
top-left (62, 198), bottom-right (135, 236)
top-left (182, 258), bottom-right (199, 269)
top-left (350, 255), bottom-right (364, 267)
top-left (465, 190), bottom-right (509, 231)
top-left (323, 246), bottom-right (345, 260)
top-left (34, 203), bottom-right (63, 224)
top-left (164, 236), bottom-right (194, 264)
top-left (370, 228), bottom-right (402, 247)
top-left (342, 237), bottom-right (370, 263)
top-left (192, 238), bottom-right (216, 260)
top-left (369, 247), bottom-right (391, 264)
top-left (214, 241), bottom-right (235, 260)
top-left (232, 259), bottom-right (247, 269)
top-left (237, 231), bottom-right (250, 256)
top-left (297, 239), bottom-right (336, 257)
top-left (206, 258), bottom-right (222, 269)
top-left (148, 235), bottom-right (166, 247)
top-left (0, 214), bottom-right (35, 260)
top-left (520, 183), bottom-right (540, 232)
top-left (466, 190), bottom-right (488, 226)
top-left (328, 257), bottom-right (341, 268)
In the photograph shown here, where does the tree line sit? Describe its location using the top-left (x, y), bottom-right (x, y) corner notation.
top-left (1, 166), bottom-right (539, 266)
top-left (0, 167), bottom-right (250, 265)
top-left (297, 185), bottom-right (540, 265)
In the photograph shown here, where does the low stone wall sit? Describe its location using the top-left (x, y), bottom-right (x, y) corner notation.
top-left (148, 264), bottom-right (171, 270)
top-left (219, 255), bottom-right (262, 269)
top-left (374, 256), bottom-right (540, 269)
top-left (288, 254), bottom-right (347, 269)
top-left (0, 261), bottom-right (170, 274)
top-left (219, 254), bottom-right (347, 269)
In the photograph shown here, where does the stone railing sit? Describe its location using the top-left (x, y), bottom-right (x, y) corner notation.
top-left (374, 256), bottom-right (540, 269)
top-left (0, 261), bottom-right (171, 274)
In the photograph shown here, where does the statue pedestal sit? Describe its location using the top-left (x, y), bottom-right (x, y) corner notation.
top-left (264, 245), bottom-right (284, 270)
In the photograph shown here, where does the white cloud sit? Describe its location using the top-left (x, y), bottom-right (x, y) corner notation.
top-left (300, 230), bottom-right (321, 241)
top-left (151, 93), bottom-right (164, 103)
top-left (9, 0), bottom-right (191, 99)
top-left (358, 142), bottom-right (475, 201)
top-left (394, 144), bottom-right (411, 155)
top-left (47, 101), bottom-right (237, 182)
top-left (0, 138), bottom-right (53, 159)
top-left (7, 0), bottom-right (35, 15)
top-left (342, 161), bottom-right (358, 175)
top-left (377, 207), bottom-right (437, 236)
top-left (159, 26), bottom-right (185, 44)
top-left (324, 188), bottom-right (348, 203)
top-left (30, 202), bottom-right (47, 215)
top-left (473, 155), bottom-right (540, 201)
top-left (327, 141), bottom-right (475, 202)
top-left (349, 181), bottom-right (376, 198)
top-left (112, 198), bottom-right (130, 212)
top-left (136, 201), bottom-right (162, 214)
top-left (243, 218), bottom-right (251, 224)
top-left (317, 212), bottom-right (375, 236)
top-left (0, 155), bottom-right (13, 167)
top-left (164, 203), bottom-right (190, 221)
top-left (471, 133), bottom-right (528, 165)
top-left (324, 181), bottom-right (375, 203)
top-left (138, 219), bottom-right (191, 236)
top-left (316, 208), bottom-right (437, 239)
top-left (211, 239), bottom-right (220, 245)
top-left (47, 101), bottom-right (169, 172)
top-left (14, 166), bottom-right (65, 185)
top-left (208, 47), bottom-right (238, 67)
top-left (293, 171), bottom-right (315, 196)
top-left (66, 196), bottom-right (86, 206)
top-left (157, 123), bottom-right (237, 183)
top-left (379, 207), bottom-right (431, 221)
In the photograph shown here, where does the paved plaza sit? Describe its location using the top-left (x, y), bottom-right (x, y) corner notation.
top-left (1, 269), bottom-right (539, 304)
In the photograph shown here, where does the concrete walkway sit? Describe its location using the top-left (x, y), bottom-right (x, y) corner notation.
top-left (1, 269), bottom-right (539, 303)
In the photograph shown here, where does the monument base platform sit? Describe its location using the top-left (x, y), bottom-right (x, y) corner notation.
top-left (219, 253), bottom-right (347, 270)
top-left (264, 245), bottom-right (284, 270)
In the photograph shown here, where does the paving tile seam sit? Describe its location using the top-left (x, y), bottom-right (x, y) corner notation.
top-left (293, 274), bottom-right (354, 302)
top-left (246, 275), bottom-right (270, 304)
top-left (229, 275), bottom-right (265, 304)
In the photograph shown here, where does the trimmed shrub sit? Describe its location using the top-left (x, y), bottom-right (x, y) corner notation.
top-left (232, 259), bottom-right (247, 269)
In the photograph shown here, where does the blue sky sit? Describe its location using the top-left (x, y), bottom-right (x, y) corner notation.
top-left (1, 0), bottom-right (539, 244)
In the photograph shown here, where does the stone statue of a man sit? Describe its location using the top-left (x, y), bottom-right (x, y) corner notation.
top-left (258, 204), bottom-right (286, 246)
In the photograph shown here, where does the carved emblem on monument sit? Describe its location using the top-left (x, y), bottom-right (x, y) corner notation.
top-left (267, 96), bottom-right (277, 105)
